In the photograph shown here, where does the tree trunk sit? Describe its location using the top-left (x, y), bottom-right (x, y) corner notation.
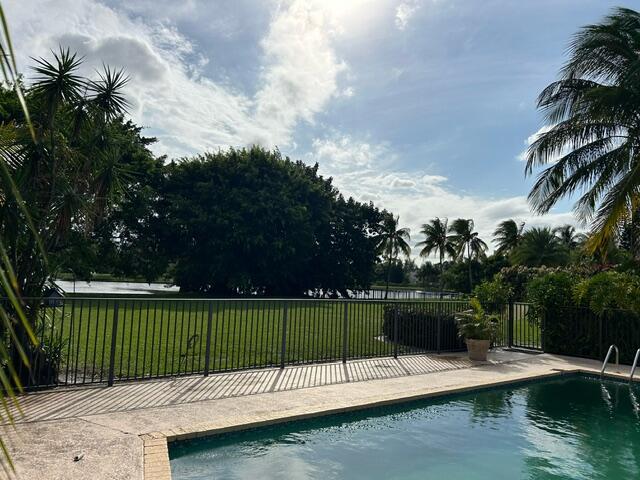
top-left (384, 252), bottom-right (393, 300)
top-left (438, 250), bottom-right (444, 299)
top-left (467, 243), bottom-right (472, 293)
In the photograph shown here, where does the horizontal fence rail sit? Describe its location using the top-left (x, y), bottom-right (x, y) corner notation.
top-left (10, 297), bottom-right (536, 390)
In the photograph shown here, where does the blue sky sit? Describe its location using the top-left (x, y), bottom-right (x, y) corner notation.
top-left (8, 0), bottom-right (627, 253)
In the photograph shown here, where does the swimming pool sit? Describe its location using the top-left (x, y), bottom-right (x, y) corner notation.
top-left (169, 375), bottom-right (640, 479)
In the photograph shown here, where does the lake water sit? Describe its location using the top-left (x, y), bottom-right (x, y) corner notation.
top-left (55, 280), bottom-right (180, 295)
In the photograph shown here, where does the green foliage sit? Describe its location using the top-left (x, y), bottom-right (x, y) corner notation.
top-left (0, 6), bottom-right (43, 473)
top-left (473, 278), bottom-right (513, 310)
top-left (454, 299), bottom-right (499, 341)
top-left (574, 271), bottom-right (640, 315)
top-left (525, 7), bottom-right (640, 255)
top-left (493, 219), bottom-right (524, 255)
top-left (510, 227), bottom-right (569, 267)
top-left (154, 147), bottom-right (384, 295)
top-left (416, 261), bottom-right (440, 289)
top-left (448, 218), bottom-right (488, 291)
top-left (0, 49), bottom-right (151, 298)
top-left (526, 272), bottom-right (576, 324)
top-left (376, 215), bottom-right (411, 297)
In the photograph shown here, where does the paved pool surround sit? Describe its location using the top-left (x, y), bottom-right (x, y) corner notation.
top-left (2, 350), bottom-right (634, 480)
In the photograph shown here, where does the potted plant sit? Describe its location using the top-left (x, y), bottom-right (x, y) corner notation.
top-left (455, 298), bottom-right (499, 361)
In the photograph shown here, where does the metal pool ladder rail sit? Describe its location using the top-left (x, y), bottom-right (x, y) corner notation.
top-left (630, 348), bottom-right (640, 383)
top-left (601, 344), bottom-right (619, 377)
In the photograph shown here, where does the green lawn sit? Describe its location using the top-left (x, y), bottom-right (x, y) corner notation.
top-left (34, 298), bottom-right (540, 385)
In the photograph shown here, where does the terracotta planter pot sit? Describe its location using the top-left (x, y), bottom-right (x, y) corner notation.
top-left (466, 339), bottom-right (490, 361)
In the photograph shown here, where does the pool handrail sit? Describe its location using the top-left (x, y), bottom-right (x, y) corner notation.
top-left (630, 348), bottom-right (640, 383)
top-left (600, 344), bottom-right (619, 377)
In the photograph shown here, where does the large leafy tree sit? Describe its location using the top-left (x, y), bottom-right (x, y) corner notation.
top-left (416, 218), bottom-right (456, 296)
top-left (493, 219), bottom-right (525, 255)
top-left (155, 147), bottom-right (384, 296)
top-left (511, 227), bottom-right (570, 267)
top-left (525, 7), bottom-right (640, 257)
top-left (376, 215), bottom-right (411, 299)
top-left (449, 218), bottom-right (487, 291)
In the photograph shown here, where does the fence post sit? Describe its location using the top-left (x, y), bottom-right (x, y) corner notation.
top-left (393, 306), bottom-right (399, 359)
top-left (204, 301), bottom-right (214, 377)
top-left (280, 301), bottom-right (288, 369)
top-left (107, 300), bottom-right (119, 387)
top-left (342, 302), bottom-right (348, 363)
top-left (507, 300), bottom-right (514, 348)
top-left (598, 313), bottom-right (603, 360)
top-left (436, 314), bottom-right (442, 354)
top-left (540, 306), bottom-right (546, 352)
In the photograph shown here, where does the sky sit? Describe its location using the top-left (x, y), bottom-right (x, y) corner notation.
top-left (6, 0), bottom-right (627, 255)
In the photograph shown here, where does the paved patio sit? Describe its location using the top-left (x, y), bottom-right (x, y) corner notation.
top-left (1, 350), bottom-right (631, 480)
top-left (9, 351), bottom-right (529, 424)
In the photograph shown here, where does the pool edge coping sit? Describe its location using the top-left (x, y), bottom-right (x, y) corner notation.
top-left (144, 366), bottom-right (639, 479)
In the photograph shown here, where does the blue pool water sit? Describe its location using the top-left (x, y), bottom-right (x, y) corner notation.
top-left (169, 375), bottom-right (640, 479)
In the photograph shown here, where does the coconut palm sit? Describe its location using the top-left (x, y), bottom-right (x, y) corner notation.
top-left (525, 7), bottom-right (640, 256)
top-left (376, 215), bottom-right (411, 299)
top-left (511, 227), bottom-right (569, 267)
top-left (448, 218), bottom-right (488, 291)
top-left (416, 218), bottom-right (456, 296)
top-left (493, 219), bottom-right (525, 255)
top-left (553, 224), bottom-right (581, 249)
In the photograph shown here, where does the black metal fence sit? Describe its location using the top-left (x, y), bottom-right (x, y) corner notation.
top-left (15, 297), bottom-right (540, 390)
top-left (543, 306), bottom-right (640, 365)
top-left (348, 289), bottom-right (463, 300)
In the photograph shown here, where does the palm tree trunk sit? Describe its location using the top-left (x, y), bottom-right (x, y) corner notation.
top-left (384, 253), bottom-right (393, 300)
top-left (438, 250), bottom-right (444, 299)
top-left (467, 243), bottom-right (472, 293)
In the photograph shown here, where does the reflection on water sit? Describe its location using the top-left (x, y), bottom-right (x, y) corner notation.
top-left (170, 376), bottom-right (640, 480)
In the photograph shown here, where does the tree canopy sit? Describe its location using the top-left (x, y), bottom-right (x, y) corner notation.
top-left (150, 147), bottom-right (385, 295)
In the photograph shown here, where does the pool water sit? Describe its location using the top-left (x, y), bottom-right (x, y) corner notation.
top-left (169, 375), bottom-right (640, 479)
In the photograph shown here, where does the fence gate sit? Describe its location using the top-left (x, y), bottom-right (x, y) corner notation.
top-left (507, 302), bottom-right (543, 351)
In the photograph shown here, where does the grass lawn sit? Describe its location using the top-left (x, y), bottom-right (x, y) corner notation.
top-left (33, 298), bottom-right (540, 386)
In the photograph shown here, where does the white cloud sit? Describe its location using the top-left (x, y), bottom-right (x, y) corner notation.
top-left (516, 124), bottom-right (554, 162)
top-left (395, 1), bottom-right (420, 30)
top-left (308, 134), bottom-right (577, 259)
top-left (5, 0), bottom-right (347, 158)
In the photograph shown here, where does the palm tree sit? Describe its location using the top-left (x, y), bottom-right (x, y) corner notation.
top-left (448, 218), bottom-right (488, 292)
top-left (376, 215), bottom-right (411, 299)
top-left (525, 7), bottom-right (640, 256)
top-left (553, 224), bottom-right (580, 249)
top-left (511, 227), bottom-right (569, 267)
top-left (493, 219), bottom-right (525, 255)
top-left (3, 48), bottom-right (131, 301)
top-left (416, 218), bottom-right (456, 297)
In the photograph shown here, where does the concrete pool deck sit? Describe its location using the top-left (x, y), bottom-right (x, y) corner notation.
top-left (2, 350), bottom-right (634, 480)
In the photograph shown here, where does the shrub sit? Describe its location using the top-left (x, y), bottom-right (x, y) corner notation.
top-left (526, 272), bottom-right (575, 320)
top-left (473, 278), bottom-right (513, 312)
top-left (454, 299), bottom-right (500, 341)
top-left (381, 305), bottom-right (464, 351)
top-left (574, 271), bottom-right (640, 315)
